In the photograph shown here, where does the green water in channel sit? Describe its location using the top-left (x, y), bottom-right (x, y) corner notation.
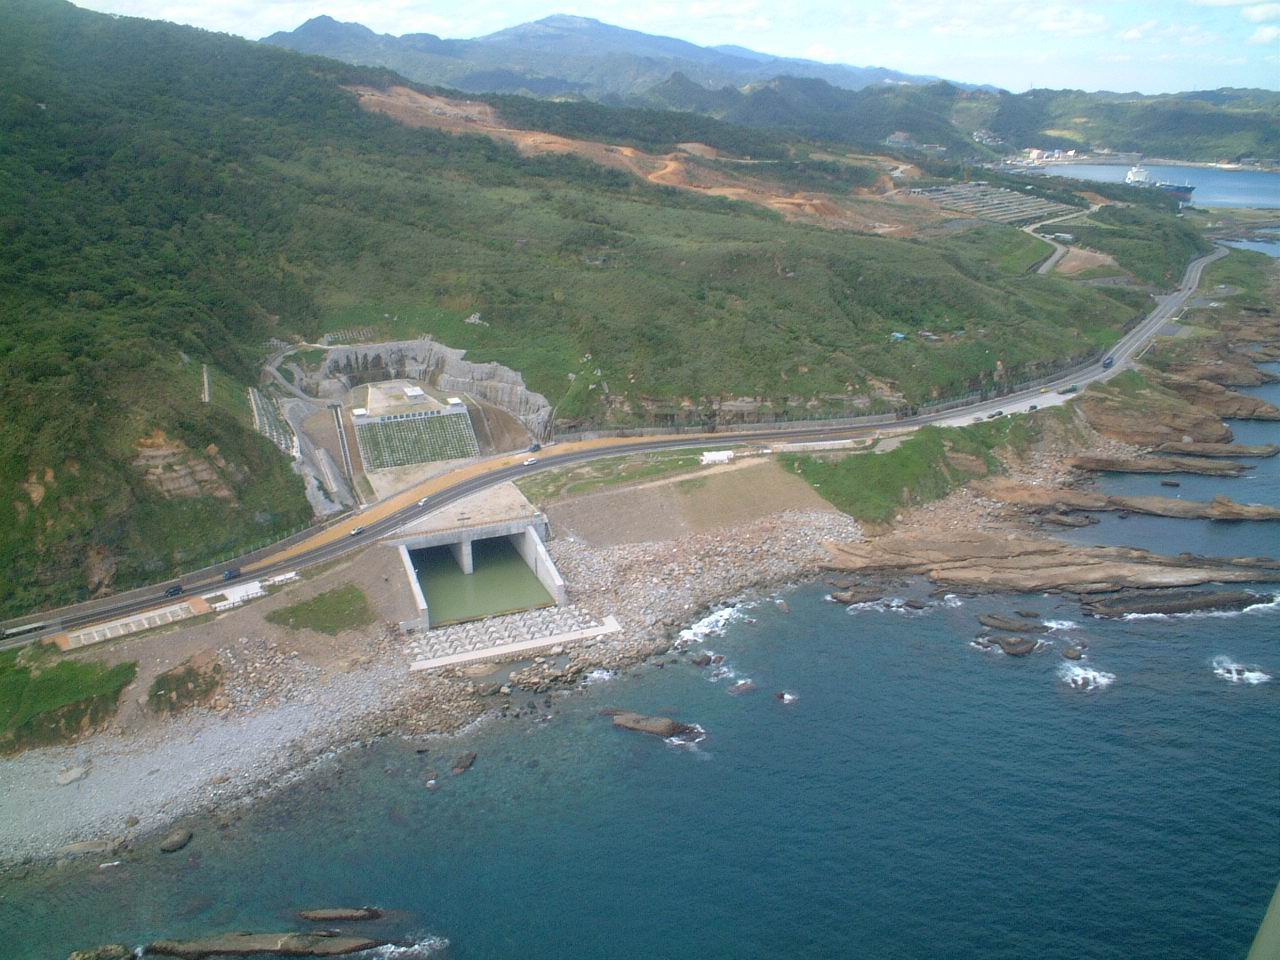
top-left (412, 538), bottom-right (552, 627)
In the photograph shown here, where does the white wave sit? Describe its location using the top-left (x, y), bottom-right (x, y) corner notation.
top-left (581, 668), bottom-right (616, 686)
top-left (942, 594), bottom-right (963, 608)
top-left (706, 662), bottom-right (738, 683)
top-left (1044, 619), bottom-right (1078, 631)
top-left (969, 640), bottom-right (997, 653)
top-left (845, 597), bottom-right (926, 616)
top-left (665, 723), bottom-right (707, 748)
top-left (776, 692), bottom-right (798, 704)
top-left (678, 605), bottom-right (748, 645)
top-left (1212, 656), bottom-right (1272, 685)
top-left (1058, 663), bottom-right (1116, 691)
top-left (356, 936), bottom-right (450, 958)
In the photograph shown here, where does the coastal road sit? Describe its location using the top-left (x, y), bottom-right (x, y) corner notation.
top-left (0, 246), bottom-right (1229, 647)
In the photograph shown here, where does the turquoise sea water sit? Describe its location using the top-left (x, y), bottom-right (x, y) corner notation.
top-left (3, 368), bottom-right (1279, 959)
top-left (1042, 164), bottom-right (1280, 209)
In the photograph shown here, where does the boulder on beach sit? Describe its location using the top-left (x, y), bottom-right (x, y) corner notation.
top-left (159, 828), bottom-right (193, 853)
top-left (978, 613), bottom-right (1048, 634)
top-left (145, 932), bottom-right (386, 958)
top-left (298, 907), bottom-right (382, 923)
top-left (996, 636), bottom-right (1038, 657)
top-left (69, 945), bottom-right (132, 960)
top-left (56, 765), bottom-right (90, 786)
top-left (728, 680), bottom-right (757, 696)
top-left (1063, 646), bottom-right (1084, 661)
top-left (610, 712), bottom-right (696, 738)
top-left (1015, 610), bottom-right (1041, 619)
top-left (451, 752), bottom-right (476, 775)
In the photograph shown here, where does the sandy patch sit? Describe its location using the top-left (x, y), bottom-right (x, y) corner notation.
top-left (546, 458), bottom-right (835, 546)
top-left (1055, 246), bottom-right (1121, 276)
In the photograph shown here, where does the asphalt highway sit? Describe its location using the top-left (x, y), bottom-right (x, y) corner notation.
top-left (1, 246), bottom-right (1227, 647)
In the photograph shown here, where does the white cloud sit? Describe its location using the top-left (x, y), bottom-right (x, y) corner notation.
top-left (1242, 3), bottom-right (1280, 21)
top-left (1248, 23), bottom-right (1280, 40)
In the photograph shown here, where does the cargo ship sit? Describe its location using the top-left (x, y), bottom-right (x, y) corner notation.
top-left (1125, 164), bottom-right (1195, 203)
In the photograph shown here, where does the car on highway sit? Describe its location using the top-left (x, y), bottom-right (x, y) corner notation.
top-left (523, 457), bottom-right (539, 466)
top-left (222, 568), bottom-right (241, 581)
top-left (1059, 384), bottom-right (1079, 395)
top-left (1039, 387), bottom-right (1049, 394)
top-left (1102, 357), bottom-right (1115, 369)
top-left (986, 410), bottom-right (1004, 419)
top-left (1028, 405), bottom-right (1038, 412)
top-left (417, 497), bottom-right (429, 507)
top-left (162, 584), bottom-right (183, 598)
top-left (349, 526), bottom-right (365, 537)
top-left (972, 415), bottom-right (983, 423)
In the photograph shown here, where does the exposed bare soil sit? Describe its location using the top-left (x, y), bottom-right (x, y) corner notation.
top-left (345, 85), bottom-right (945, 236)
top-left (546, 458), bottom-right (834, 546)
top-left (1054, 246), bottom-right (1121, 276)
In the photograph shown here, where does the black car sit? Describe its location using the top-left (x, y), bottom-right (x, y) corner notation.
top-left (222, 568), bottom-right (241, 582)
top-left (163, 584), bottom-right (184, 598)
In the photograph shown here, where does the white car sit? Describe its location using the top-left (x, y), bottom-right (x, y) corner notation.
top-left (523, 457), bottom-right (539, 466)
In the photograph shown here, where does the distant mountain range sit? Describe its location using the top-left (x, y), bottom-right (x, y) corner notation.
top-left (262, 15), bottom-right (1279, 162)
top-left (261, 14), bottom-right (950, 98)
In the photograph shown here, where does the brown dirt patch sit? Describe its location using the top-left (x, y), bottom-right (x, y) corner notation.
top-left (344, 85), bottom-right (941, 236)
top-left (1055, 246), bottom-right (1121, 277)
top-left (545, 458), bottom-right (836, 546)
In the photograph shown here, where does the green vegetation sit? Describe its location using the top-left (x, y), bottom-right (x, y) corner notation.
top-left (1201, 247), bottom-right (1276, 303)
top-left (937, 225), bottom-right (1054, 275)
top-left (488, 95), bottom-right (787, 159)
top-left (265, 584), bottom-right (376, 635)
top-left (148, 658), bottom-right (223, 714)
top-left (0, 0), bottom-right (1182, 616)
top-left (516, 449), bottom-right (722, 504)
top-left (1060, 206), bottom-right (1212, 286)
top-left (0, 646), bottom-right (137, 752)
top-left (984, 89), bottom-right (1280, 162)
top-left (784, 418), bottom-right (1037, 523)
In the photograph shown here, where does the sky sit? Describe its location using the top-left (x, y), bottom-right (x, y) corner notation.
top-left (79, 0), bottom-right (1280, 92)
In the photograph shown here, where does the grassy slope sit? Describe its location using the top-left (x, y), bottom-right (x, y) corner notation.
top-left (1056, 206), bottom-right (1212, 287)
top-left (0, 647), bottom-right (137, 752)
top-left (784, 418), bottom-right (1039, 523)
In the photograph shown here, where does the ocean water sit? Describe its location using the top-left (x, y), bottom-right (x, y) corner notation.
top-left (3, 583), bottom-right (1277, 959)
top-left (4, 382), bottom-right (1280, 958)
top-left (1042, 163), bottom-right (1280, 209)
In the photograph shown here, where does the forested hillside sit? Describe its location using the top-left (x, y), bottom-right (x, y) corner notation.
top-left (1, 0), bottom-right (1164, 615)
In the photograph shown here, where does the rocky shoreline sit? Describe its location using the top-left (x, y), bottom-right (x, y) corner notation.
top-left (0, 510), bottom-right (861, 869)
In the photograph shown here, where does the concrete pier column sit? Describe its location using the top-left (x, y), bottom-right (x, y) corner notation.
top-left (449, 539), bottom-right (474, 575)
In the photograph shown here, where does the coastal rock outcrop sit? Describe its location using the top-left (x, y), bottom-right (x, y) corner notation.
top-left (609, 711), bottom-right (697, 738)
top-left (977, 613), bottom-right (1047, 633)
top-left (996, 636), bottom-right (1037, 657)
top-left (297, 908), bottom-right (382, 923)
top-left (1068, 455), bottom-right (1248, 476)
top-left (823, 532), bottom-right (1280, 594)
top-left (1149, 372), bottom-right (1280, 422)
top-left (1151, 442), bottom-right (1279, 458)
top-left (1084, 590), bottom-right (1264, 618)
top-left (68, 946), bottom-right (131, 960)
top-left (145, 932), bottom-right (386, 958)
top-left (974, 479), bottom-right (1280, 522)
